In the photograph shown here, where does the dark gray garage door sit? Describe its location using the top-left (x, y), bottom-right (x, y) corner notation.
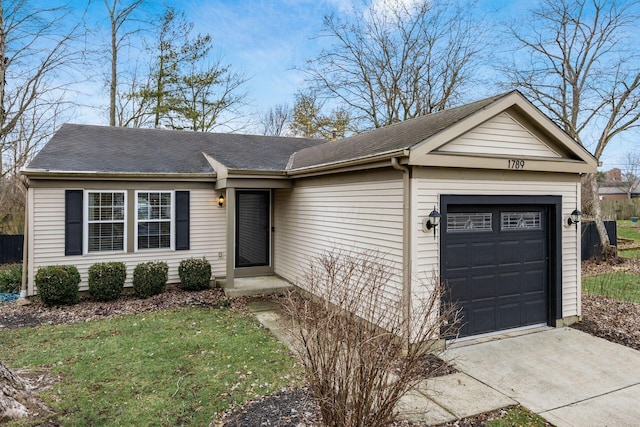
top-left (442, 205), bottom-right (549, 337)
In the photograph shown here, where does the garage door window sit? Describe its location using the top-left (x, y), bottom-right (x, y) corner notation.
top-left (446, 213), bottom-right (492, 232)
top-left (501, 212), bottom-right (542, 231)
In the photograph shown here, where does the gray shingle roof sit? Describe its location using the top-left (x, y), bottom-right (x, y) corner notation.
top-left (289, 92), bottom-right (511, 170)
top-left (26, 92), bottom-right (518, 177)
top-left (26, 124), bottom-right (323, 174)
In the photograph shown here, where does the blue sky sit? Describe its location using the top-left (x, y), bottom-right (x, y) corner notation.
top-left (36, 0), bottom-right (638, 170)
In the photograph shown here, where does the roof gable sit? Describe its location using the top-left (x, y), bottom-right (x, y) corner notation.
top-left (436, 112), bottom-right (561, 159)
top-left (408, 92), bottom-right (597, 173)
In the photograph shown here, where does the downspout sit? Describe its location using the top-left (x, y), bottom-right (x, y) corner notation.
top-left (391, 157), bottom-right (411, 347)
top-left (19, 175), bottom-right (29, 300)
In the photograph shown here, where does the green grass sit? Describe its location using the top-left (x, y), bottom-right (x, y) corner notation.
top-left (620, 248), bottom-right (640, 259)
top-left (583, 272), bottom-right (640, 303)
top-left (0, 306), bottom-right (302, 426)
top-left (617, 220), bottom-right (640, 242)
top-left (486, 407), bottom-right (549, 427)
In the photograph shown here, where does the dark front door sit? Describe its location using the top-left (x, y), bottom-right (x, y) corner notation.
top-left (235, 190), bottom-right (270, 268)
top-left (442, 204), bottom-right (549, 337)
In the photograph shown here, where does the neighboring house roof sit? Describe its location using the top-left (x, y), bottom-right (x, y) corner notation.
top-left (290, 93), bottom-right (508, 170)
top-left (599, 185), bottom-right (640, 195)
top-left (25, 124), bottom-right (323, 175)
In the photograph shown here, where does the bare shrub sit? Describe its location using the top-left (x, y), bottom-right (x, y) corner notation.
top-left (281, 249), bottom-right (460, 427)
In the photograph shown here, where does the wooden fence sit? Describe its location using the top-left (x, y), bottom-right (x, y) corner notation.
top-left (0, 235), bottom-right (24, 264)
top-left (600, 199), bottom-right (640, 220)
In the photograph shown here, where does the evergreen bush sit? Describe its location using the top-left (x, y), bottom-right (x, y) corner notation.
top-left (35, 265), bottom-right (80, 306)
top-left (132, 261), bottom-right (168, 298)
top-left (178, 258), bottom-right (212, 291)
top-left (0, 264), bottom-right (22, 294)
top-left (88, 262), bottom-right (126, 301)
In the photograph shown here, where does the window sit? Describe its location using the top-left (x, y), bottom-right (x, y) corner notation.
top-left (136, 191), bottom-right (173, 250)
top-left (501, 212), bottom-right (542, 231)
top-left (86, 191), bottom-right (126, 252)
top-left (446, 213), bottom-right (492, 233)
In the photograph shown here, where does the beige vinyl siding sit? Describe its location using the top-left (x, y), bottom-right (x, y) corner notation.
top-left (411, 170), bottom-right (581, 319)
top-left (28, 187), bottom-right (225, 295)
top-left (274, 176), bottom-right (405, 311)
top-left (437, 112), bottom-right (561, 158)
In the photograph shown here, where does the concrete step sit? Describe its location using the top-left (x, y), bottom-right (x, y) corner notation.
top-left (223, 276), bottom-right (294, 298)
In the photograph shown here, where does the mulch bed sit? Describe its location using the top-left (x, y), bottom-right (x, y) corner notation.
top-left (2, 261), bottom-right (639, 426)
top-left (0, 286), bottom-right (228, 329)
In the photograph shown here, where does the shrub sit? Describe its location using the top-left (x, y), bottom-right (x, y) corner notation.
top-left (132, 261), bottom-right (168, 298)
top-left (178, 258), bottom-right (212, 291)
top-left (35, 265), bottom-right (80, 306)
top-left (281, 249), bottom-right (461, 427)
top-left (0, 264), bottom-right (22, 294)
top-left (88, 262), bottom-right (127, 301)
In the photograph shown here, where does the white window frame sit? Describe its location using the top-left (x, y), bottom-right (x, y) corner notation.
top-left (134, 190), bottom-right (175, 252)
top-left (84, 190), bottom-right (127, 254)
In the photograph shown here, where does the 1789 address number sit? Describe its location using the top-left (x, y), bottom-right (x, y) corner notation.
top-left (508, 159), bottom-right (525, 169)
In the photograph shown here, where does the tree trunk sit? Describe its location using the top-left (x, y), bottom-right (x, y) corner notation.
top-left (0, 360), bottom-right (47, 421)
top-left (587, 173), bottom-right (617, 260)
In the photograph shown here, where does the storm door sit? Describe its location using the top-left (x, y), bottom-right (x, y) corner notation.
top-left (235, 190), bottom-right (270, 268)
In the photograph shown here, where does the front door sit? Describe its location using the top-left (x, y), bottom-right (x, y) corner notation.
top-left (235, 190), bottom-right (270, 268)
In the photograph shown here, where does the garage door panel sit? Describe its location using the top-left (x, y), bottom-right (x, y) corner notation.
top-left (471, 242), bottom-right (496, 267)
top-left (446, 277), bottom-right (470, 303)
top-left (497, 272), bottom-right (521, 296)
top-left (445, 244), bottom-right (469, 270)
top-left (498, 241), bottom-right (521, 265)
top-left (523, 239), bottom-right (545, 262)
top-left (524, 300), bottom-right (547, 323)
top-left (470, 274), bottom-right (497, 300)
top-left (522, 269), bottom-right (545, 293)
top-left (497, 303), bottom-right (521, 329)
top-left (470, 306), bottom-right (496, 335)
top-left (443, 204), bottom-right (549, 338)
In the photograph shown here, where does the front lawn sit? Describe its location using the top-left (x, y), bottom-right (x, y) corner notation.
top-left (0, 306), bottom-right (302, 426)
top-left (582, 272), bottom-right (640, 303)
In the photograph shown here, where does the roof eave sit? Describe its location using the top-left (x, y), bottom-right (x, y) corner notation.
top-left (286, 149), bottom-right (409, 176)
top-left (20, 169), bottom-right (217, 181)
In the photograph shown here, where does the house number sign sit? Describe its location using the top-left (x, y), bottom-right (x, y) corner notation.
top-left (508, 159), bottom-right (525, 169)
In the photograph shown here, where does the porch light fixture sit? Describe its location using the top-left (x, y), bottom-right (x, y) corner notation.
top-left (424, 206), bottom-right (441, 239)
top-left (217, 193), bottom-right (225, 208)
top-left (567, 208), bottom-right (582, 228)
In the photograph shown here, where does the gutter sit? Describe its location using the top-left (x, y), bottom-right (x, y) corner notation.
top-left (286, 149), bottom-right (408, 176)
top-left (391, 157), bottom-right (412, 347)
top-left (20, 169), bottom-right (217, 181)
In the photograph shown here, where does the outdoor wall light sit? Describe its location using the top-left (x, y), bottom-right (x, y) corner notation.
top-left (567, 208), bottom-right (582, 228)
top-left (217, 193), bottom-right (225, 208)
top-left (423, 206), bottom-right (441, 239)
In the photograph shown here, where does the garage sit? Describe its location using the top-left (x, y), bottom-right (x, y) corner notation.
top-left (440, 195), bottom-right (562, 338)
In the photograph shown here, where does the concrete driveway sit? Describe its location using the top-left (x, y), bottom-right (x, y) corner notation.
top-left (447, 327), bottom-right (640, 427)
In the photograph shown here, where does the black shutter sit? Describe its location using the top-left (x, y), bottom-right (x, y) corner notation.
top-left (65, 190), bottom-right (83, 255)
top-left (175, 191), bottom-right (190, 250)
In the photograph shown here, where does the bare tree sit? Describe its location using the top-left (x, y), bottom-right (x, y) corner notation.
top-left (0, 1), bottom-right (79, 178)
top-left (617, 151), bottom-right (640, 199)
top-left (504, 0), bottom-right (640, 257)
top-left (281, 249), bottom-right (460, 426)
top-left (300, 0), bottom-right (488, 130)
top-left (259, 103), bottom-right (292, 136)
top-left (103, 0), bottom-right (145, 126)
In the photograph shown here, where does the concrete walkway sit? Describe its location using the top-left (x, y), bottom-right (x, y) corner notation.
top-left (247, 301), bottom-right (640, 426)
